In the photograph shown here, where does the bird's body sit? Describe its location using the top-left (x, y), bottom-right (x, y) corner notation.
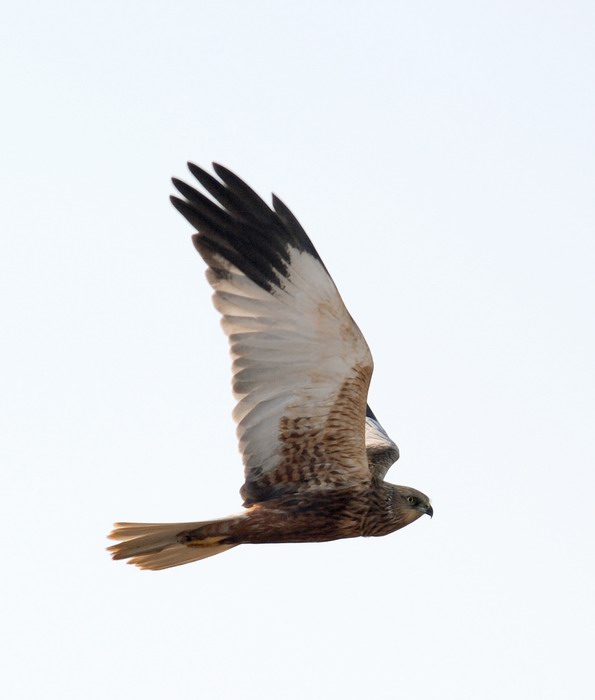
top-left (108, 163), bottom-right (432, 570)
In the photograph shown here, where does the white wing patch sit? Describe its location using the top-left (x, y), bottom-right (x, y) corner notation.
top-left (204, 245), bottom-right (373, 500)
top-left (365, 414), bottom-right (400, 480)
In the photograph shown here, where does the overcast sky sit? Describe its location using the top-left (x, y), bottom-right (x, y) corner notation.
top-left (2, 1), bottom-right (594, 698)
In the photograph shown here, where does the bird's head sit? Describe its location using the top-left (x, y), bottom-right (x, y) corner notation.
top-left (393, 485), bottom-right (433, 525)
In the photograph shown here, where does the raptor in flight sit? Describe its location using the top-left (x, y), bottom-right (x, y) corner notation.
top-left (108, 163), bottom-right (432, 570)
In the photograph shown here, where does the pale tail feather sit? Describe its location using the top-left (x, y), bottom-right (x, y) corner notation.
top-left (108, 521), bottom-right (237, 570)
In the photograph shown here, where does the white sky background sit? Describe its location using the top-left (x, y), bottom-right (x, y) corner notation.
top-left (2, 1), bottom-right (594, 697)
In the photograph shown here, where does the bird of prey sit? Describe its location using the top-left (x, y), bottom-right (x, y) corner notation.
top-left (108, 163), bottom-right (432, 570)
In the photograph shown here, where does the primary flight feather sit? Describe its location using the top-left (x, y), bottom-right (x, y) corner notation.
top-left (108, 163), bottom-right (432, 570)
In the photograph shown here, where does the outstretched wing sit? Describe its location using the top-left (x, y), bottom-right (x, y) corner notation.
top-left (171, 163), bottom-right (373, 504)
top-left (365, 405), bottom-right (400, 480)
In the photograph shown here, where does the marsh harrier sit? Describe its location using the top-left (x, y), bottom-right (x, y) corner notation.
top-left (108, 163), bottom-right (432, 570)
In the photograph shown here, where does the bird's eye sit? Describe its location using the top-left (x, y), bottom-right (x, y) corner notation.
top-left (407, 496), bottom-right (418, 505)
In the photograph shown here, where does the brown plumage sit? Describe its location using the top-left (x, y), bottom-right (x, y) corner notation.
top-left (108, 163), bottom-right (432, 570)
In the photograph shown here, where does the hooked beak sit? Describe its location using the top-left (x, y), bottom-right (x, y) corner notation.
top-left (425, 504), bottom-right (434, 519)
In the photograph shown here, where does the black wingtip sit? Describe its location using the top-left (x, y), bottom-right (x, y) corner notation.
top-left (171, 177), bottom-right (187, 196)
top-left (170, 195), bottom-right (196, 223)
top-left (187, 161), bottom-right (205, 180)
top-left (212, 162), bottom-right (242, 188)
top-left (171, 161), bottom-right (325, 291)
top-left (212, 162), bottom-right (239, 187)
top-left (366, 404), bottom-right (378, 420)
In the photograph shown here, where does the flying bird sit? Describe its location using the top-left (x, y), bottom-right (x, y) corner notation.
top-left (108, 163), bottom-right (432, 570)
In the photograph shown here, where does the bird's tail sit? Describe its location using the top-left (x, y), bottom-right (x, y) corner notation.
top-left (107, 520), bottom-right (238, 570)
